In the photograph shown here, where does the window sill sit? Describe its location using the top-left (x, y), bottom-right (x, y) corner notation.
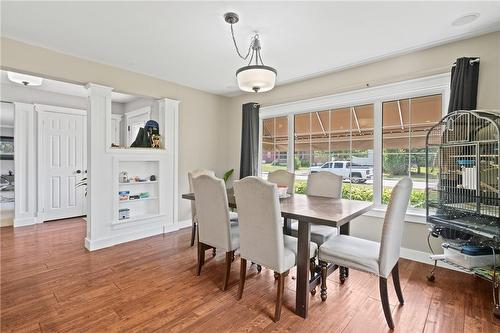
top-left (363, 204), bottom-right (427, 224)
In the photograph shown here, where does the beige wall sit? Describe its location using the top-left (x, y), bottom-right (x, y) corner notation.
top-left (222, 31), bottom-right (500, 254)
top-left (0, 37), bottom-right (231, 222)
top-left (2, 31), bottom-right (499, 254)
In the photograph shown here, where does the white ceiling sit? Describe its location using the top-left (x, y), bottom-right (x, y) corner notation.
top-left (0, 70), bottom-right (137, 103)
top-left (1, 2), bottom-right (499, 96)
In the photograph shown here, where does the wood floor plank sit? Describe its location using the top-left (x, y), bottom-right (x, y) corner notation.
top-left (1, 218), bottom-right (498, 333)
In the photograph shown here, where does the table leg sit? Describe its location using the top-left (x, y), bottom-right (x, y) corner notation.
top-left (295, 220), bottom-right (311, 318)
top-left (339, 222), bottom-right (350, 281)
top-left (283, 217), bottom-right (292, 236)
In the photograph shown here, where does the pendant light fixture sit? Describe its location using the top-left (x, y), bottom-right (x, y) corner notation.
top-left (224, 12), bottom-right (277, 93)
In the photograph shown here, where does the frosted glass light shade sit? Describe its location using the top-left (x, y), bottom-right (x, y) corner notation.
top-left (236, 65), bottom-right (277, 93)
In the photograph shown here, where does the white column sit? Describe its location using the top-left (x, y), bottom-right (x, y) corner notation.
top-left (157, 98), bottom-right (179, 227)
top-left (85, 83), bottom-right (113, 250)
top-left (13, 102), bottom-right (38, 226)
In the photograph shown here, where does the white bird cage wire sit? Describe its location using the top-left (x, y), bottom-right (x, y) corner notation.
top-left (426, 110), bottom-right (500, 243)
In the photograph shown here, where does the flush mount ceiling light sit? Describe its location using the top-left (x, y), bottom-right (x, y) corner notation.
top-left (224, 12), bottom-right (277, 93)
top-left (7, 71), bottom-right (43, 86)
top-left (452, 13), bottom-right (480, 27)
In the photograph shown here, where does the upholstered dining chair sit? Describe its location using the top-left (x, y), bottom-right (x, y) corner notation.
top-left (318, 177), bottom-right (412, 329)
top-left (233, 177), bottom-right (318, 322)
top-left (267, 169), bottom-right (295, 195)
top-left (188, 169), bottom-right (215, 247)
top-left (192, 174), bottom-right (240, 291)
top-left (290, 171), bottom-right (343, 246)
top-left (188, 169), bottom-right (237, 247)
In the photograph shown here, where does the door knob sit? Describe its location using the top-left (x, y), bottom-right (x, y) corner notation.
top-left (75, 170), bottom-right (82, 174)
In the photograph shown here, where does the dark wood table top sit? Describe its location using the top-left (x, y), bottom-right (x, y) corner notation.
top-left (182, 190), bottom-right (374, 227)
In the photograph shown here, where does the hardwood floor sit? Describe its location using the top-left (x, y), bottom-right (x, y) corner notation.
top-left (1, 218), bottom-right (498, 333)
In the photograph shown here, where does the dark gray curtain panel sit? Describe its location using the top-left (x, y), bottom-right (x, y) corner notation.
top-left (448, 57), bottom-right (479, 113)
top-left (239, 102), bottom-right (260, 179)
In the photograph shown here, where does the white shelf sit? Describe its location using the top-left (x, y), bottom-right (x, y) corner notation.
top-left (113, 213), bottom-right (164, 225)
top-left (119, 181), bottom-right (158, 186)
top-left (119, 196), bottom-right (158, 204)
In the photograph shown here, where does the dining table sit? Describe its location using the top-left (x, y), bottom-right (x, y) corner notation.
top-left (182, 188), bottom-right (374, 319)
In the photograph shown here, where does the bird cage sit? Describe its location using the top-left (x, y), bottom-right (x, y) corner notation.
top-left (426, 110), bottom-right (500, 242)
top-left (425, 110), bottom-right (500, 319)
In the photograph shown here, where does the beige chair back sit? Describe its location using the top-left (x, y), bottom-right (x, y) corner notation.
top-left (188, 169), bottom-right (215, 220)
top-left (378, 177), bottom-right (412, 277)
top-left (234, 177), bottom-right (287, 272)
top-left (192, 174), bottom-right (233, 252)
top-left (307, 171), bottom-right (342, 198)
top-left (267, 170), bottom-right (295, 195)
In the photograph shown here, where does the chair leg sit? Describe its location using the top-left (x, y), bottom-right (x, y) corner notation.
top-left (196, 242), bottom-right (205, 276)
top-left (379, 277), bottom-right (395, 330)
top-left (339, 266), bottom-right (347, 284)
top-left (223, 251), bottom-right (233, 291)
top-left (310, 257), bottom-right (316, 277)
top-left (274, 272), bottom-right (286, 322)
top-left (237, 258), bottom-right (247, 300)
top-left (392, 262), bottom-right (404, 305)
top-left (310, 257), bottom-right (317, 295)
top-left (320, 261), bottom-right (328, 301)
top-left (190, 222), bottom-right (197, 247)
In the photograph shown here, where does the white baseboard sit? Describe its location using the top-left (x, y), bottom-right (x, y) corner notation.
top-left (178, 219), bottom-right (192, 229)
top-left (13, 216), bottom-right (40, 227)
top-left (85, 225), bottom-right (165, 251)
top-left (85, 220), bottom-right (192, 251)
top-left (400, 247), bottom-right (460, 272)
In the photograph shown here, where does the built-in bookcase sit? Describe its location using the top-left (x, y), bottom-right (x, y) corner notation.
top-left (112, 159), bottom-right (165, 225)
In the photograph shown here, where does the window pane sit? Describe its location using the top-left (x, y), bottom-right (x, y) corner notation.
top-left (349, 104), bottom-right (374, 201)
top-left (312, 111), bottom-right (330, 168)
top-left (261, 116), bottom-right (288, 179)
top-left (382, 94), bottom-right (442, 208)
top-left (330, 107), bottom-right (351, 162)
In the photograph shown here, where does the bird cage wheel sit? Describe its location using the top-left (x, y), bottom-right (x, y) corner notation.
top-left (494, 307), bottom-right (500, 319)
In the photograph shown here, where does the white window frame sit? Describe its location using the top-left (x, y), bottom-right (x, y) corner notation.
top-left (259, 73), bottom-right (451, 223)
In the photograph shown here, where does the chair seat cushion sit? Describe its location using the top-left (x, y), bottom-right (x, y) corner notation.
top-left (290, 221), bottom-right (337, 246)
top-left (319, 235), bottom-right (380, 276)
top-left (280, 235), bottom-right (318, 273)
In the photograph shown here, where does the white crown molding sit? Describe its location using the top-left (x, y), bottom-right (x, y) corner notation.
top-left (85, 83), bottom-right (113, 95)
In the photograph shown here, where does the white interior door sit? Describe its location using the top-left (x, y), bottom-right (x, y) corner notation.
top-left (41, 111), bottom-right (86, 221)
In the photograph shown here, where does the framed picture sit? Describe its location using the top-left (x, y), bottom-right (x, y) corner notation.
top-left (0, 136), bottom-right (14, 160)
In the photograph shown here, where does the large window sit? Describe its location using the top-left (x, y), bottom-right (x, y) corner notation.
top-left (261, 116), bottom-right (288, 179)
top-left (382, 94), bottom-right (442, 208)
top-left (292, 105), bottom-right (374, 201)
top-left (258, 74), bottom-right (449, 213)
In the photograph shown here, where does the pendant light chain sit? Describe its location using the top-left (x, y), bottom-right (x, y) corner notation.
top-left (230, 23), bottom-right (256, 61)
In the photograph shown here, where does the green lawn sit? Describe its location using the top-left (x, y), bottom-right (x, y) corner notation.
top-left (261, 163), bottom-right (287, 173)
top-left (294, 180), bottom-right (425, 208)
